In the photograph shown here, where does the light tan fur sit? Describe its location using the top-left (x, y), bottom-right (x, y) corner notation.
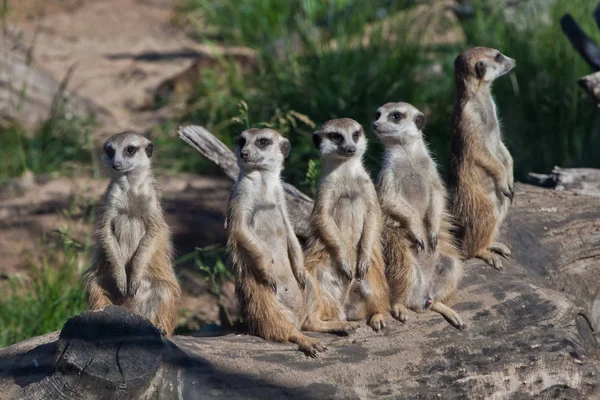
top-left (227, 128), bottom-right (357, 357)
top-left (373, 102), bottom-right (464, 329)
top-left (448, 47), bottom-right (516, 270)
top-left (85, 131), bottom-right (181, 336)
top-left (304, 118), bottom-right (390, 332)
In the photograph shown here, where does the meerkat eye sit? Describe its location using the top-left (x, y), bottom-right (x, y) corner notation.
top-left (127, 145), bottom-right (136, 154)
top-left (329, 132), bottom-right (344, 144)
top-left (494, 53), bottom-right (504, 63)
top-left (104, 145), bottom-right (115, 158)
top-left (256, 138), bottom-right (271, 148)
top-left (392, 112), bottom-right (404, 121)
top-left (352, 130), bottom-right (360, 140)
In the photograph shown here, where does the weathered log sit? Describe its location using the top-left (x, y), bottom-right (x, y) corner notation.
top-left (528, 166), bottom-right (600, 196)
top-left (177, 125), bottom-right (314, 238)
top-left (2, 183), bottom-right (600, 399)
top-left (578, 70), bottom-right (600, 105)
top-left (0, 51), bottom-right (113, 127)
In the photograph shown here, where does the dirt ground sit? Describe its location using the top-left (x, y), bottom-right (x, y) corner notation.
top-left (0, 0), bottom-right (236, 327)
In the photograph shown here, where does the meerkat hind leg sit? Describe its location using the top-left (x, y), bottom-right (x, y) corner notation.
top-left (488, 242), bottom-right (511, 258)
top-left (391, 303), bottom-right (410, 323)
top-left (304, 319), bottom-right (360, 335)
top-left (288, 330), bottom-right (327, 358)
top-left (431, 302), bottom-right (465, 330)
top-left (475, 249), bottom-right (504, 270)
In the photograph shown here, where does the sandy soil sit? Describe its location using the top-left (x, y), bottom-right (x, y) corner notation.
top-left (7, 0), bottom-right (220, 138)
top-left (0, 0), bottom-right (237, 327)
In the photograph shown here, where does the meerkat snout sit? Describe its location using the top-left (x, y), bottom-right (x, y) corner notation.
top-left (103, 131), bottom-right (153, 175)
top-left (372, 102), bottom-right (425, 146)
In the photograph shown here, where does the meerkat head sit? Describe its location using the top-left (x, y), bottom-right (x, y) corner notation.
top-left (372, 102), bottom-right (425, 146)
top-left (234, 128), bottom-right (290, 172)
top-left (103, 131), bottom-right (153, 176)
top-left (312, 118), bottom-right (367, 162)
top-left (455, 47), bottom-right (516, 85)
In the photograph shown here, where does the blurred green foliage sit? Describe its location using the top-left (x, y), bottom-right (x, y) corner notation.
top-left (0, 115), bottom-right (98, 184)
top-left (168, 0), bottom-right (600, 191)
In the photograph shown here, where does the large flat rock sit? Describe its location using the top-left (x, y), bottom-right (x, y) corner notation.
top-left (1, 183), bottom-right (599, 399)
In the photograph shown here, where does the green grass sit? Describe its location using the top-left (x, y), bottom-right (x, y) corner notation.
top-left (171, 0), bottom-right (600, 189)
top-left (0, 115), bottom-right (99, 184)
top-left (0, 230), bottom-right (89, 348)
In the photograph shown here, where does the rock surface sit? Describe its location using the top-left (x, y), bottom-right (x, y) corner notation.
top-left (1, 183), bottom-right (600, 399)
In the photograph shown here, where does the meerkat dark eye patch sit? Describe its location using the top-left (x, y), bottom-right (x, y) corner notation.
top-left (414, 114), bottom-right (425, 130)
top-left (375, 111), bottom-right (381, 120)
top-left (104, 145), bottom-right (115, 158)
top-left (352, 130), bottom-right (360, 143)
top-left (475, 61), bottom-right (487, 79)
top-left (328, 132), bottom-right (344, 144)
top-left (494, 53), bottom-right (504, 63)
top-left (145, 143), bottom-right (154, 158)
top-left (256, 137), bottom-right (271, 148)
top-left (390, 112), bottom-right (404, 122)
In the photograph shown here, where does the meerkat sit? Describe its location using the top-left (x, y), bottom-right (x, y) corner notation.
top-left (227, 128), bottom-right (358, 357)
top-left (373, 102), bottom-right (464, 329)
top-left (304, 118), bottom-right (390, 332)
top-left (84, 131), bottom-right (181, 337)
top-left (448, 47), bottom-right (516, 270)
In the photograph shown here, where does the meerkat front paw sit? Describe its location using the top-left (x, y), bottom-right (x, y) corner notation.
top-left (115, 271), bottom-right (127, 297)
top-left (336, 259), bottom-right (353, 281)
top-left (501, 185), bottom-right (514, 204)
top-left (294, 270), bottom-right (307, 290)
top-left (128, 274), bottom-right (142, 297)
top-left (428, 233), bottom-right (439, 253)
top-left (266, 276), bottom-right (278, 293)
top-left (413, 236), bottom-right (425, 253)
top-left (356, 257), bottom-right (370, 281)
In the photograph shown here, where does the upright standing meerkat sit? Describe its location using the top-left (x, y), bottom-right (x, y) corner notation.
top-left (227, 128), bottom-right (358, 357)
top-left (304, 118), bottom-right (390, 331)
top-left (85, 131), bottom-right (181, 336)
top-left (373, 102), bottom-right (464, 329)
top-left (448, 47), bottom-right (516, 270)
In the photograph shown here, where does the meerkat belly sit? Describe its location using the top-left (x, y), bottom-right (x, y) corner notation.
top-left (332, 192), bottom-right (365, 250)
top-left (252, 206), bottom-right (302, 312)
top-left (396, 169), bottom-right (430, 218)
top-left (112, 214), bottom-right (146, 263)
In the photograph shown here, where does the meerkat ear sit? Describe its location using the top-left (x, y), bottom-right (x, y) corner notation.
top-left (475, 61), bottom-right (487, 79)
top-left (312, 132), bottom-right (322, 150)
top-left (145, 143), bottom-right (154, 158)
top-left (280, 139), bottom-right (290, 158)
top-left (415, 114), bottom-right (425, 130)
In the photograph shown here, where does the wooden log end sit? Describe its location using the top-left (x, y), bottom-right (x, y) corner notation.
top-left (53, 306), bottom-right (165, 397)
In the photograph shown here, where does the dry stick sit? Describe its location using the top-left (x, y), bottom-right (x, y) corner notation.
top-left (177, 125), bottom-right (314, 238)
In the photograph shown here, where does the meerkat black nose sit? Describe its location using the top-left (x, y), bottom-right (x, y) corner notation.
top-left (240, 151), bottom-right (249, 160)
top-left (346, 146), bottom-right (356, 155)
top-left (372, 122), bottom-right (379, 130)
top-left (112, 161), bottom-right (122, 171)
